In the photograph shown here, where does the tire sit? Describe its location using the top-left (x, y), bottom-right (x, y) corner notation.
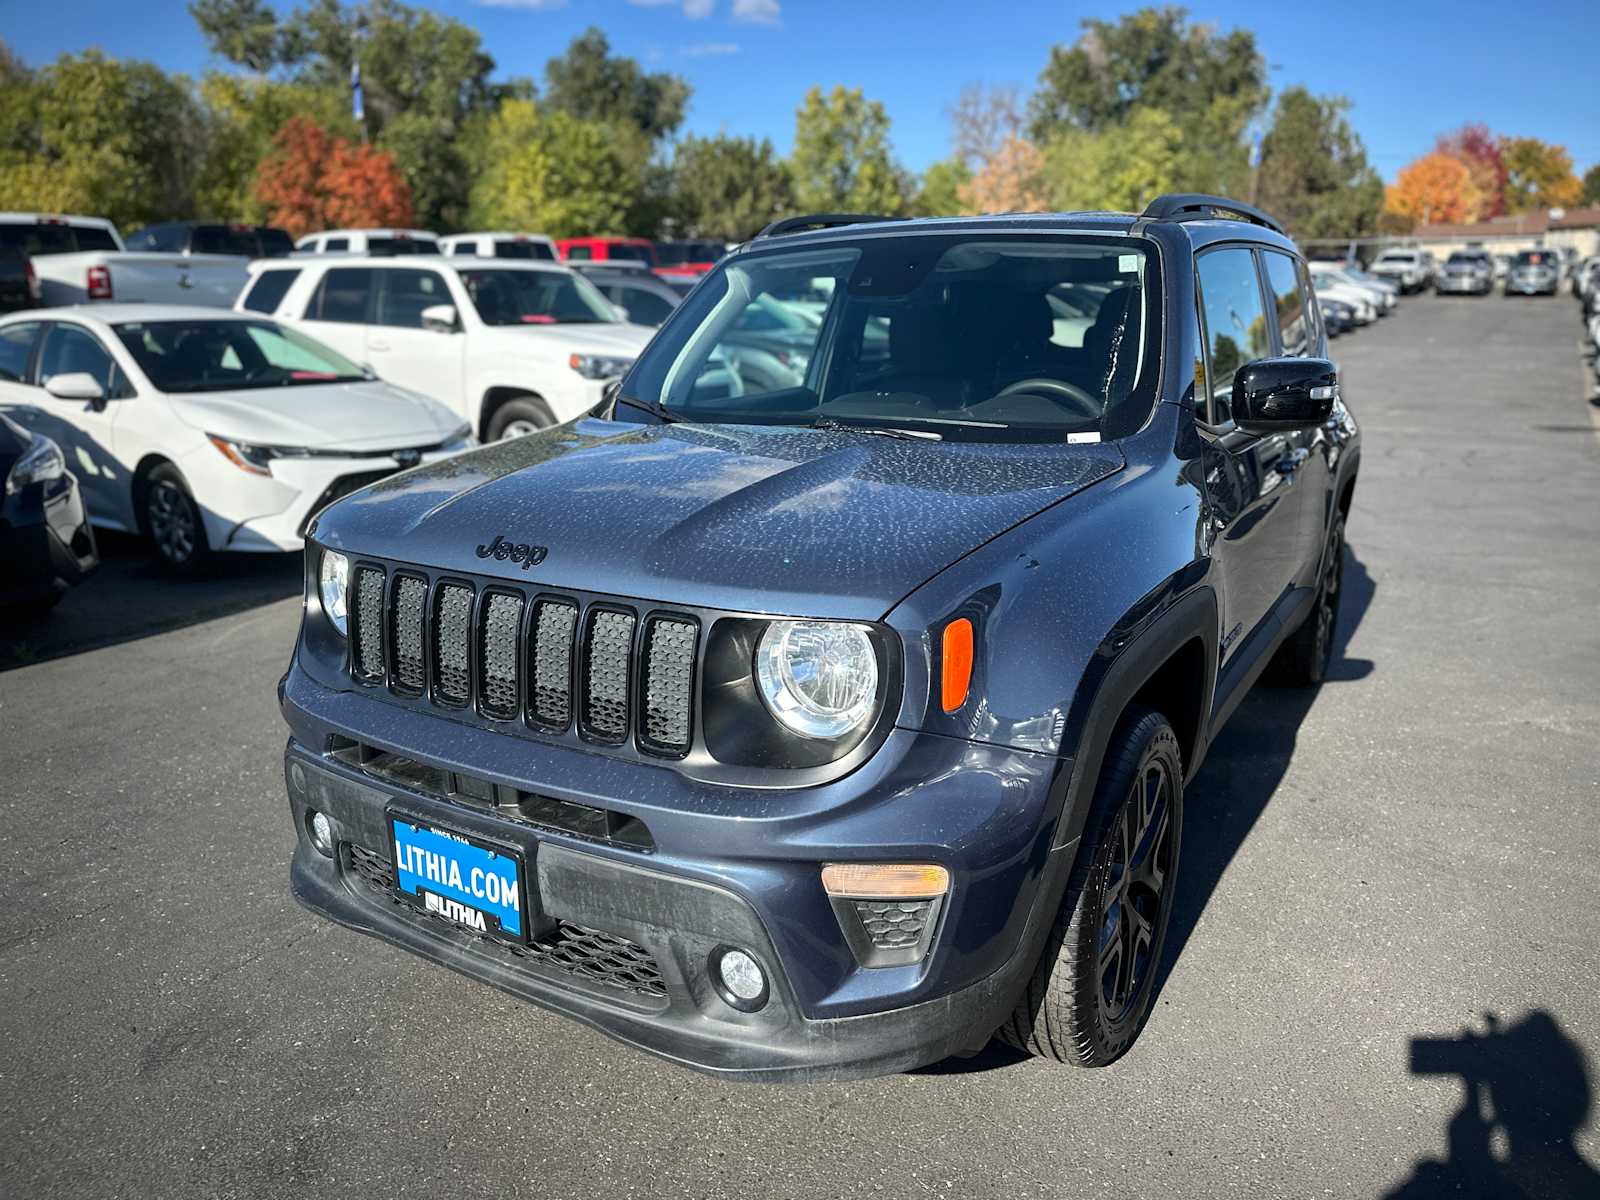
top-left (141, 463), bottom-right (210, 573)
top-left (1273, 514), bottom-right (1345, 686)
top-left (486, 396), bottom-right (554, 441)
top-left (997, 707), bottom-right (1183, 1067)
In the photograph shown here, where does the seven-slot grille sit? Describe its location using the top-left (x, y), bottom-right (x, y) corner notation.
top-left (346, 564), bottom-right (697, 757)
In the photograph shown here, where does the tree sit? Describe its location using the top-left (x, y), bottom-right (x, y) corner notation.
top-left (1255, 88), bottom-right (1384, 238)
top-left (254, 114), bottom-right (414, 236)
top-left (914, 157), bottom-right (970, 217)
top-left (194, 73), bottom-right (352, 220)
top-left (1583, 163), bottom-right (1600, 207)
top-left (1041, 107), bottom-right (1185, 213)
top-left (1500, 137), bottom-right (1582, 212)
top-left (0, 50), bottom-right (203, 231)
top-left (789, 85), bottom-right (911, 215)
top-left (543, 27), bottom-right (688, 142)
top-left (465, 100), bottom-right (636, 238)
top-left (1384, 152), bottom-right (1483, 228)
top-left (669, 134), bottom-right (792, 240)
top-left (948, 84), bottom-right (1025, 175)
top-left (1028, 6), bottom-right (1266, 194)
top-left (189, 0), bottom-right (283, 73)
top-left (1436, 124), bottom-right (1506, 218)
top-left (958, 136), bottom-right (1048, 214)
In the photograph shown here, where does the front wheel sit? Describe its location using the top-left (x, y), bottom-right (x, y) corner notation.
top-left (142, 464), bottom-right (210, 573)
top-left (997, 707), bottom-right (1183, 1066)
top-left (486, 396), bottom-right (554, 441)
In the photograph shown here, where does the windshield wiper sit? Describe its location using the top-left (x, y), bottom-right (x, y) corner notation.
top-left (616, 393), bottom-right (678, 423)
top-left (811, 416), bottom-right (939, 441)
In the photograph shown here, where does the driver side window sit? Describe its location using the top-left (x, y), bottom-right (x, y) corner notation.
top-left (1195, 248), bottom-right (1273, 426)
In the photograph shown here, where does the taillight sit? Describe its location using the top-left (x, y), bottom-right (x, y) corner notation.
top-left (24, 258), bottom-right (39, 302)
top-left (86, 265), bottom-right (113, 301)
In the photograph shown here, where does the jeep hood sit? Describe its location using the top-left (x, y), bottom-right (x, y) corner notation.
top-left (314, 419), bottom-right (1123, 620)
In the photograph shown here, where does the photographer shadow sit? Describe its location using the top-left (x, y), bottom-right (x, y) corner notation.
top-left (1385, 1010), bottom-right (1600, 1200)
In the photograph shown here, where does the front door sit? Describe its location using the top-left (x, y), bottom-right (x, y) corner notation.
top-left (31, 321), bottom-right (136, 528)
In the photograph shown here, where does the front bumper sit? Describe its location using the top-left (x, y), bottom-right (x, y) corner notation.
top-left (280, 670), bottom-right (1076, 1081)
top-left (1436, 276), bottom-right (1491, 294)
top-left (1506, 276), bottom-right (1557, 295)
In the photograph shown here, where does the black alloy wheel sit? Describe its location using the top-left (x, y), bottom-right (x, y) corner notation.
top-left (143, 464), bottom-right (210, 572)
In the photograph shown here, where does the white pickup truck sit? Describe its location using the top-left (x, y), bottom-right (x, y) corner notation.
top-left (0, 213), bottom-right (250, 308)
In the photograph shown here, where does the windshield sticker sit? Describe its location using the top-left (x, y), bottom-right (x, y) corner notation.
top-left (1118, 254), bottom-right (1139, 274)
top-left (1068, 431), bottom-right (1102, 444)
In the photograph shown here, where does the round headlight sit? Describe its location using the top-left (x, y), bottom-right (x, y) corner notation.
top-left (755, 620), bottom-right (879, 740)
top-left (319, 549), bottom-right (349, 636)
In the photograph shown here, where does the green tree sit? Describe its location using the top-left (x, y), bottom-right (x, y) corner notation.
top-left (1029, 6), bottom-right (1265, 196)
top-left (1041, 107), bottom-right (1185, 213)
top-left (1501, 137), bottom-right (1583, 211)
top-left (1583, 163), bottom-right (1600, 206)
top-left (465, 100), bottom-right (636, 238)
top-left (914, 157), bottom-right (971, 216)
top-left (189, 0), bottom-right (283, 73)
top-left (789, 85), bottom-right (911, 215)
top-left (542, 27), bottom-right (688, 142)
top-left (1254, 88), bottom-right (1384, 237)
top-left (0, 50), bottom-right (203, 231)
top-left (194, 73), bottom-right (352, 220)
top-left (670, 134), bottom-right (792, 240)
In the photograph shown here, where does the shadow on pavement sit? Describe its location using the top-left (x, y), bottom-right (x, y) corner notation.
top-left (1383, 1010), bottom-right (1600, 1200)
top-left (920, 545), bottom-right (1377, 1078)
top-left (1, 531), bottom-right (302, 672)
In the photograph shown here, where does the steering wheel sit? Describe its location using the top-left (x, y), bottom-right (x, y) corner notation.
top-left (992, 377), bottom-right (1102, 420)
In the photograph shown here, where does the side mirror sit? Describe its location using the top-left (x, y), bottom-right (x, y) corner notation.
top-left (420, 303), bottom-right (459, 333)
top-left (1231, 357), bottom-right (1337, 434)
top-left (45, 372), bottom-right (107, 409)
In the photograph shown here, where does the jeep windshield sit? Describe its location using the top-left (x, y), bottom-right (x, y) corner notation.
top-left (459, 268), bottom-right (620, 326)
top-left (622, 235), bottom-right (1161, 443)
top-left (114, 319), bottom-right (367, 393)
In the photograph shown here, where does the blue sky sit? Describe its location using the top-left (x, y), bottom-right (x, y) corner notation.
top-left (4, 0), bottom-right (1598, 180)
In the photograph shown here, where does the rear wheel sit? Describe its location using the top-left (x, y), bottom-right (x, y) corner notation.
top-left (142, 464), bottom-right (210, 573)
top-left (997, 707), bottom-right (1182, 1066)
top-left (1274, 514), bottom-right (1345, 685)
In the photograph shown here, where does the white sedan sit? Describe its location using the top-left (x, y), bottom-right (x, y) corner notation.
top-left (0, 305), bottom-right (473, 571)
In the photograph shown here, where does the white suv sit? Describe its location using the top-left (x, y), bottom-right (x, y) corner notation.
top-left (294, 229), bottom-right (441, 256)
top-left (439, 231), bottom-right (559, 262)
top-left (237, 255), bottom-right (653, 440)
top-left (1368, 249), bottom-right (1431, 293)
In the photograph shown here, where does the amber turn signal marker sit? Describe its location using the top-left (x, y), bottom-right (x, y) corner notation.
top-left (821, 863), bottom-right (950, 900)
top-left (941, 618), bottom-right (974, 713)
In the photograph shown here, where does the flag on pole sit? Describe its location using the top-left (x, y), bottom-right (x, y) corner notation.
top-left (351, 58), bottom-right (364, 124)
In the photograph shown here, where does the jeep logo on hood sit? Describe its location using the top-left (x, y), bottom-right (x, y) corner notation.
top-left (475, 535), bottom-right (548, 569)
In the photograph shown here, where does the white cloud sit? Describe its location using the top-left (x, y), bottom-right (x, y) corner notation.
top-left (731, 0), bottom-right (780, 23)
top-left (628, 0), bottom-right (715, 14)
top-left (682, 41), bottom-right (740, 57)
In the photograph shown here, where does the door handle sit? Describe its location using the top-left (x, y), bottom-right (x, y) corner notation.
top-left (368, 339), bottom-right (391, 352)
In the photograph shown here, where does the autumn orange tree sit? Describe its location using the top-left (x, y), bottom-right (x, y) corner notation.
top-left (1435, 124), bottom-right (1506, 218)
top-left (1384, 151), bottom-right (1483, 228)
top-left (254, 116), bottom-right (415, 238)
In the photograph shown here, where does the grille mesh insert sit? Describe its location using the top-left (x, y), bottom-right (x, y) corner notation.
top-left (642, 617), bottom-right (696, 751)
top-left (530, 600), bottom-right (577, 728)
top-left (478, 592), bottom-right (525, 719)
top-left (353, 567), bottom-right (385, 680)
top-left (433, 584), bottom-right (473, 704)
top-left (345, 843), bottom-right (666, 999)
top-left (854, 900), bottom-right (934, 950)
top-left (390, 575), bottom-right (427, 692)
top-left (582, 610), bottom-right (636, 742)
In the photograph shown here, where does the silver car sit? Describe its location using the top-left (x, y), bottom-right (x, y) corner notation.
top-left (1436, 251), bottom-right (1494, 296)
top-left (1505, 250), bottom-right (1560, 296)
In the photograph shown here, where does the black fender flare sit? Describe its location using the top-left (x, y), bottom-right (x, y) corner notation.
top-left (1049, 580), bottom-right (1218, 851)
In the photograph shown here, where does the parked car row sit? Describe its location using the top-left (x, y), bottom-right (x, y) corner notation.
top-left (1363, 242), bottom-right (1584, 299)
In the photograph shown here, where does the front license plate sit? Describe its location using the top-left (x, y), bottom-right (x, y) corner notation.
top-left (390, 817), bottom-right (527, 943)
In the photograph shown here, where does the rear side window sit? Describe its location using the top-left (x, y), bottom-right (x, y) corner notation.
top-left (308, 268), bottom-right (374, 323)
top-left (615, 285), bottom-right (674, 327)
top-left (240, 269), bottom-right (301, 314)
top-left (0, 321), bottom-right (42, 383)
top-left (323, 237), bottom-right (349, 252)
top-left (495, 241), bottom-right (555, 261)
top-left (1261, 251), bottom-right (1311, 357)
top-left (376, 269), bottom-right (449, 327)
top-left (564, 244), bottom-right (593, 261)
top-left (451, 242), bottom-right (478, 256)
top-left (1196, 247), bottom-right (1273, 425)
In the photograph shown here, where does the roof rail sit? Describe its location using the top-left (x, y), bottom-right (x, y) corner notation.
top-left (755, 212), bottom-right (904, 240)
top-left (1141, 193), bottom-right (1286, 236)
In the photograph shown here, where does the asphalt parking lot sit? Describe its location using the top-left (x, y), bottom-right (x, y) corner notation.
top-left (3, 295), bottom-right (1598, 1199)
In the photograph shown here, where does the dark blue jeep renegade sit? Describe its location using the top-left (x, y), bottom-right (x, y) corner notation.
top-left (280, 195), bottom-right (1360, 1081)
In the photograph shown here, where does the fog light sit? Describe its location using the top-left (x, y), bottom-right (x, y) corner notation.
top-left (712, 946), bottom-right (768, 1011)
top-left (306, 808), bottom-right (334, 857)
